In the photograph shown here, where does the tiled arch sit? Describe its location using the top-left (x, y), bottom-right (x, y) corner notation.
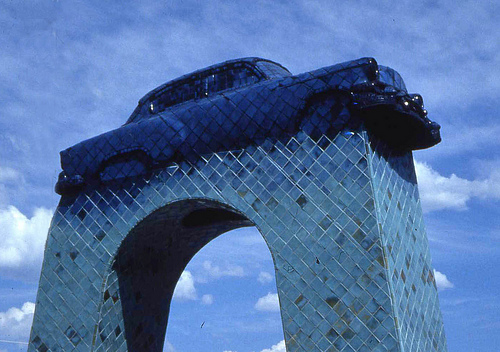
top-left (29, 129), bottom-right (447, 351)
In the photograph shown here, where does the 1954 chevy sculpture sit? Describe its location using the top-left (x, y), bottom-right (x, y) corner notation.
top-left (31, 57), bottom-right (448, 351)
top-left (55, 57), bottom-right (440, 194)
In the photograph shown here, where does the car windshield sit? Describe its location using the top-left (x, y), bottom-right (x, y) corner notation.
top-left (255, 60), bottom-right (291, 79)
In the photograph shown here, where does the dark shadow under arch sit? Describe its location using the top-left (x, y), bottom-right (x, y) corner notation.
top-left (94, 199), bottom-right (265, 352)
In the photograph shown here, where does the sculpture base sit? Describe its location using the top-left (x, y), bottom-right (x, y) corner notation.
top-left (29, 128), bottom-right (447, 351)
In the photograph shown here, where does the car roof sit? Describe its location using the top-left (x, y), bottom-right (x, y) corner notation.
top-left (126, 57), bottom-right (291, 124)
top-left (139, 57), bottom-right (290, 104)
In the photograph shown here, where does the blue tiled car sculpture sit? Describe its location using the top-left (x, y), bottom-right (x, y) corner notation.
top-left (55, 57), bottom-right (440, 195)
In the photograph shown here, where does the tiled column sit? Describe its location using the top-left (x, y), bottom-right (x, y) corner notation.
top-left (367, 137), bottom-right (448, 351)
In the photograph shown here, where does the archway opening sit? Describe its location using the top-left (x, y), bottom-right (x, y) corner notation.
top-left (165, 227), bottom-right (285, 352)
top-left (95, 199), bottom-right (284, 352)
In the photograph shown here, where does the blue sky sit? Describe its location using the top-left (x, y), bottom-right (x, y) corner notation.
top-left (0, 1), bottom-right (498, 351)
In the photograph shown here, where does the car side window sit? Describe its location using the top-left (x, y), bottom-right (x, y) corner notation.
top-left (126, 62), bottom-right (268, 124)
top-left (148, 66), bottom-right (260, 115)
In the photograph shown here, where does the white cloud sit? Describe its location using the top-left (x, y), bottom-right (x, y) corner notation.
top-left (257, 271), bottom-right (273, 284)
top-left (434, 270), bottom-right (454, 291)
top-left (415, 161), bottom-right (500, 212)
top-left (254, 293), bottom-right (280, 312)
top-left (201, 294), bottom-right (214, 305)
top-left (201, 260), bottom-right (245, 279)
top-left (164, 341), bottom-right (175, 352)
top-left (0, 302), bottom-right (34, 345)
top-left (260, 340), bottom-right (286, 352)
top-left (0, 206), bottom-right (52, 281)
top-left (0, 167), bottom-right (20, 183)
top-left (173, 271), bottom-right (197, 301)
top-left (0, 167), bottom-right (26, 208)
